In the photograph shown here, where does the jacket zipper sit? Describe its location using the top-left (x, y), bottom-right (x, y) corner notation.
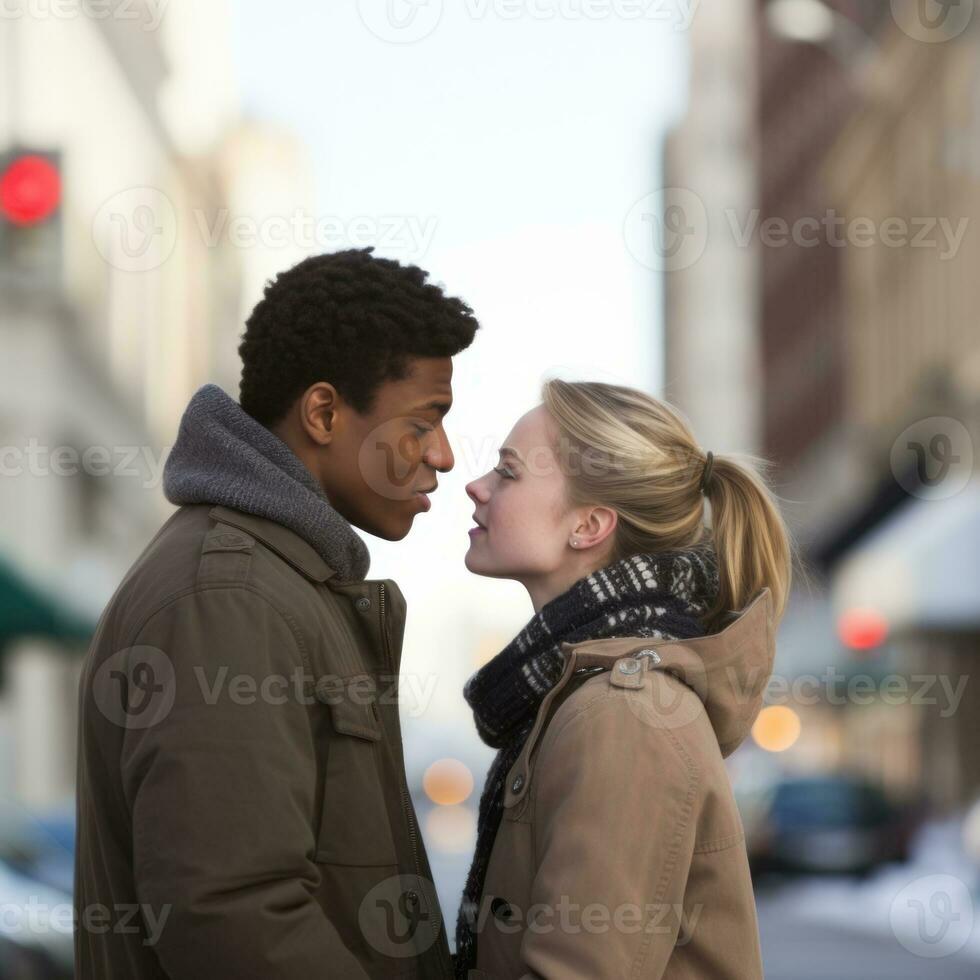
top-left (378, 582), bottom-right (452, 977)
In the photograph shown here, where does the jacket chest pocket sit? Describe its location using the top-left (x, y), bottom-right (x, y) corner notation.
top-left (314, 682), bottom-right (400, 867)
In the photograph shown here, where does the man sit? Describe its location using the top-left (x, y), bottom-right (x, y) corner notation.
top-left (74, 248), bottom-right (479, 978)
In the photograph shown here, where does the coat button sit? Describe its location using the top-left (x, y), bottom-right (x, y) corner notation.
top-left (511, 773), bottom-right (524, 793)
top-left (618, 658), bottom-right (641, 675)
top-left (637, 649), bottom-right (662, 665)
top-left (355, 596), bottom-right (371, 611)
top-left (491, 897), bottom-right (514, 921)
top-left (213, 532), bottom-right (246, 547)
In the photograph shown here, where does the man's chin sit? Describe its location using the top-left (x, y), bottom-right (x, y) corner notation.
top-left (344, 498), bottom-right (420, 542)
top-left (360, 510), bottom-right (417, 542)
top-left (362, 522), bottom-right (411, 543)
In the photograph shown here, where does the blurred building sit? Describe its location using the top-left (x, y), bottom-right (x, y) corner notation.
top-left (214, 119), bottom-right (318, 340)
top-left (664, 0), bottom-right (980, 816)
top-left (0, 0), bottom-right (242, 808)
top-left (748, 0), bottom-right (896, 791)
top-left (820, 10), bottom-right (980, 813)
top-left (662, 0), bottom-right (762, 454)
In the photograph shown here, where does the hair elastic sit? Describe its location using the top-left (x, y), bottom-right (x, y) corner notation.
top-left (699, 450), bottom-right (715, 495)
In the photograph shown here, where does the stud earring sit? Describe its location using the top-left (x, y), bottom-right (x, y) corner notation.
top-left (570, 538), bottom-right (579, 547)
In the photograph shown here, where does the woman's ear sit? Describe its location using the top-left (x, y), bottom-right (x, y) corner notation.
top-left (570, 506), bottom-right (617, 551)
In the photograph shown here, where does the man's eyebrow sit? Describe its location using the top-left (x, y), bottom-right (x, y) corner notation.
top-left (499, 447), bottom-right (525, 466)
top-left (415, 401), bottom-right (452, 417)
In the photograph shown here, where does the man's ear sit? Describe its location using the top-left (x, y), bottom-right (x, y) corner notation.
top-left (297, 382), bottom-right (341, 447)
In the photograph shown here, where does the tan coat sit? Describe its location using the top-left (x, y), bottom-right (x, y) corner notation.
top-left (468, 588), bottom-right (775, 980)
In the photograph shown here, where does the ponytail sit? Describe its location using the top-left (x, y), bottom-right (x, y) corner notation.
top-left (541, 379), bottom-right (799, 632)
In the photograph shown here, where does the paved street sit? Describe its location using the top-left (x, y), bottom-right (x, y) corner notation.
top-left (757, 883), bottom-right (980, 980)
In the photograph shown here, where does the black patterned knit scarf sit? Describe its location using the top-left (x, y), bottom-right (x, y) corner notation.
top-left (452, 547), bottom-right (720, 976)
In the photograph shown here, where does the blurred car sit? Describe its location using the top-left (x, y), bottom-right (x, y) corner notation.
top-left (0, 861), bottom-right (73, 980)
top-left (741, 774), bottom-right (917, 878)
top-left (0, 802), bottom-right (75, 978)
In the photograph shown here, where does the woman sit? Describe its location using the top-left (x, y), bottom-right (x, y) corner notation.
top-left (453, 380), bottom-right (794, 979)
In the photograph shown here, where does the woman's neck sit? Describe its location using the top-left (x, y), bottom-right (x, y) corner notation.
top-left (523, 551), bottom-right (614, 614)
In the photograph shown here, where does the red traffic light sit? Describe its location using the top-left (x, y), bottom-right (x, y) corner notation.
top-left (0, 154), bottom-right (61, 226)
top-left (837, 607), bottom-right (889, 652)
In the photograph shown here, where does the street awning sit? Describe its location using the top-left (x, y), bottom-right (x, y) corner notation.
top-left (0, 555), bottom-right (94, 650)
top-left (830, 476), bottom-right (980, 633)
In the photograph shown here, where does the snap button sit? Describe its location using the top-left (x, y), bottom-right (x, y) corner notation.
top-left (203, 529), bottom-right (254, 553)
top-left (355, 596), bottom-right (371, 611)
top-left (213, 532), bottom-right (246, 547)
top-left (618, 658), bottom-right (642, 675)
top-left (491, 897), bottom-right (514, 921)
top-left (511, 773), bottom-right (525, 793)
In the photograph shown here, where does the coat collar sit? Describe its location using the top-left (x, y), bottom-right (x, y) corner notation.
top-left (208, 505), bottom-right (336, 583)
top-left (503, 588), bottom-right (776, 811)
top-left (208, 505), bottom-right (410, 672)
top-left (561, 587), bottom-right (775, 758)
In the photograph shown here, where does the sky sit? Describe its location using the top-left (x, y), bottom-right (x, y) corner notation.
top-left (230, 0), bottom-right (691, 734)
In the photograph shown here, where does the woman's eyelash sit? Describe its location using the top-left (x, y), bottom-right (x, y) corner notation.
top-left (493, 466), bottom-right (515, 479)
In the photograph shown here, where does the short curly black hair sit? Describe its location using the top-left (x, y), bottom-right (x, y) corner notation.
top-left (238, 248), bottom-right (480, 427)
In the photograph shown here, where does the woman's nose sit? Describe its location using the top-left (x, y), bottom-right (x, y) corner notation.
top-left (466, 477), bottom-right (488, 503)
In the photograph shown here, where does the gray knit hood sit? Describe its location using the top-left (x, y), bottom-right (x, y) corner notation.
top-left (162, 383), bottom-right (371, 582)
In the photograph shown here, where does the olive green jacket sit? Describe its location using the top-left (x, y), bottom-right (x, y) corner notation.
top-left (74, 503), bottom-right (454, 979)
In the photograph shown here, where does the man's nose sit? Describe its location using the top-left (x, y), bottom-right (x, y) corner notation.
top-left (425, 427), bottom-right (454, 473)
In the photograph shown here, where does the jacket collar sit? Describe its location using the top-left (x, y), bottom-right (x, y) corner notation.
top-left (209, 505), bottom-right (335, 583)
top-left (208, 505), bottom-right (410, 671)
top-left (163, 383), bottom-right (371, 582)
top-left (561, 587), bottom-right (775, 758)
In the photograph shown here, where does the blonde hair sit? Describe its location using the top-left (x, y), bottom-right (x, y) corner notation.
top-left (541, 379), bottom-right (798, 632)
